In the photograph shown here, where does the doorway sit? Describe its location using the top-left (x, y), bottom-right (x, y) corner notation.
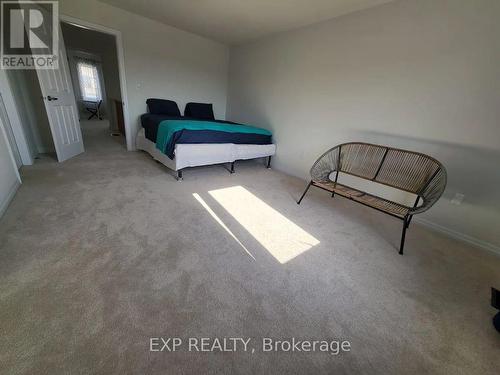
top-left (5, 14), bottom-right (131, 166)
top-left (61, 22), bottom-right (126, 152)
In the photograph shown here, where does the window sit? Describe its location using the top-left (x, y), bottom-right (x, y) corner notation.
top-left (77, 61), bottom-right (102, 101)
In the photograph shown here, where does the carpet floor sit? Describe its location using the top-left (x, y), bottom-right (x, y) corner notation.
top-left (1, 121), bottom-right (499, 374)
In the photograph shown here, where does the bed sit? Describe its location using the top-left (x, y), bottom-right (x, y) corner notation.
top-left (136, 99), bottom-right (276, 180)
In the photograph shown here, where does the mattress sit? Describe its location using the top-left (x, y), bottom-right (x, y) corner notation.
top-left (136, 128), bottom-right (276, 171)
top-left (140, 114), bottom-right (273, 159)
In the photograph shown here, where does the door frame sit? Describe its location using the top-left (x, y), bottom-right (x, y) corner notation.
top-left (0, 69), bottom-right (34, 166)
top-left (0, 93), bottom-right (23, 168)
top-left (0, 98), bottom-right (22, 183)
top-left (59, 14), bottom-right (133, 151)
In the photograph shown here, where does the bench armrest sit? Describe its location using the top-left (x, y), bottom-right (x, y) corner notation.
top-left (310, 145), bottom-right (341, 182)
top-left (408, 168), bottom-right (447, 215)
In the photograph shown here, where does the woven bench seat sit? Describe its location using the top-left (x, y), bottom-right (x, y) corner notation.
top-left (313, 181), bottom-right (411, 218)
top-left (297, 142), bottom-right (447, 254)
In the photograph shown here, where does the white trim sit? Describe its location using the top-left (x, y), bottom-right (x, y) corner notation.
top-left (59, 14), bottom-right (133, 150)
top-left (414, 217), bottom-right (500, 257)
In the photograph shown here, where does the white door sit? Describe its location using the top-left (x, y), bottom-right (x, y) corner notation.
top-left (29, 6), bottom-right (84, 162)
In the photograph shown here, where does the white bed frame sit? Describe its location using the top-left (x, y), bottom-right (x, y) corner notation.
top-left (136, 128), bottom-right (276, 180)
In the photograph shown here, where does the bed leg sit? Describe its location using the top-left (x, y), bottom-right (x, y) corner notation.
top-left (176, 170), bottom-right (183, 181)
top-left (230, 162), bottom-right (235, 174)
top-left (266, 156), bottom-right (272, 169)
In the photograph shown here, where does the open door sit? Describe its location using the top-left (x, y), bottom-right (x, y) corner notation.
top-left (27, 4), bottom-right (84, 162)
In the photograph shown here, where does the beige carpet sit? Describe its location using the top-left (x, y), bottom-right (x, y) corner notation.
top-left (1, 121), bottom-right (499, 374)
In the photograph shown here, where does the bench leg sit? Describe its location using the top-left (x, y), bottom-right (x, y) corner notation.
top-left (230, 162), bottom-right (235, 174)
top-left (399, 216), bottom-right (409, 255)
top-left (406, 197), bottom-right (419, 229)
top-left (331, 171), bottom-right (339, 198)
top-left (297, 181), bottom-right (312, 205)
top-left (406, 214), bottom-right (414, 228)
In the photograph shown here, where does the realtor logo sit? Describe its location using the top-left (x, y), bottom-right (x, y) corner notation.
top-left (1, 0), bottom-right (59, 69)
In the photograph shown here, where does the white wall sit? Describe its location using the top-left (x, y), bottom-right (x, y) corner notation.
top-left (227, 0), bottom-right (500, 252)
top-left (59, 0), bottom-right (229, 148)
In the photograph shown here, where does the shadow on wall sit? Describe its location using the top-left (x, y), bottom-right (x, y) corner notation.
top-left (347, 130), bottom-right (500, 210)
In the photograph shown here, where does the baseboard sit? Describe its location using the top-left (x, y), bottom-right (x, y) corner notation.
top-left (414, 217), bottom-right (500, 256)
top-left (0, 180), bottom-right (20, 218)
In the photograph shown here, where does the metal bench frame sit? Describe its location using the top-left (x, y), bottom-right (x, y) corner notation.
top-left (297, 142), bottom-right (447, 254)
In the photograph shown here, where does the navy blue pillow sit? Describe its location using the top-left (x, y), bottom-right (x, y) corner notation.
top-left (146, 98), bottom-right (181, 116)
top-left (184, 102), bottom-right (215, 120)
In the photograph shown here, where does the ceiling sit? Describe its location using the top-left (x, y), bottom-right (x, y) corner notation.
top-left (98, 0), bottom-right (394, 45)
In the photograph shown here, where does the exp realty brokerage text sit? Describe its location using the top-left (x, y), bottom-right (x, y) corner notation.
top-left (150, 337), bottom-right (351, 356)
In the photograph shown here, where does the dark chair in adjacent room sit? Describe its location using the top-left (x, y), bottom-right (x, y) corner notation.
top-left (85, 99), bottom-right (103, 120)
top-left (297, 142), bottom-right (447, 254)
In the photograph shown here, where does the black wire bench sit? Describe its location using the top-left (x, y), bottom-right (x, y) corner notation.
top-left (297, 142), bottom-right (447, 254)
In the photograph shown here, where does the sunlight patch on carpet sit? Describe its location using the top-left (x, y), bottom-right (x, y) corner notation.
top-left (208, 186), bottom-right (319, 264)
top-left (193, 193), bottom-right (256, 260)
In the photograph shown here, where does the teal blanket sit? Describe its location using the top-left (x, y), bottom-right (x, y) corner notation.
top-left (155, 119), bottom-right (272, 155)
